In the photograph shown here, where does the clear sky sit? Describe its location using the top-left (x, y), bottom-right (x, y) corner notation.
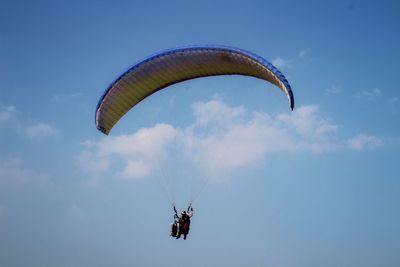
top-left (1, 0), bottom-right (399, 266)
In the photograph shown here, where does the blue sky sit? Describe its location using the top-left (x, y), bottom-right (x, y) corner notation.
top-left (1, 0), bottom-right (399, 266)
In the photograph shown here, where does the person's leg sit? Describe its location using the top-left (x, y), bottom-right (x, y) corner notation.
top-left (171, 223), bottom-right (176, 237)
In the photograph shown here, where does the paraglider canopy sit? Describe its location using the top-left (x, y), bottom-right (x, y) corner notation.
top-left (96, 45), bottom-right (294, 135)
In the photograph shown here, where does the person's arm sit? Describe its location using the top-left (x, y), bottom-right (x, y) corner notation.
top-left (188, 207), bottom-right (194, 218)
top-left (173, 206), bottom-right (180, 219)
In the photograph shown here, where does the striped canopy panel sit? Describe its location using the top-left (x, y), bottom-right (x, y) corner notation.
top-left (96, 45), bottom-right (294, 135)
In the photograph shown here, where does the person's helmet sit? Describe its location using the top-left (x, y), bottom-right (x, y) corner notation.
top-left (181, 210), bottom-right (186, 215)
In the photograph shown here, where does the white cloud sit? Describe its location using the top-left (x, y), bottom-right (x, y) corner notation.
top-left (277, 105), bottom-right (337, 138)
top-left (80, 100), bottom-right (384, 180)
top-left (117, 160), bottom-right (153, 179)
top-left (184, 114), bottom-right (292, 175)
top-left (192, 100), bottom-right (245, 128)
top-left (0, 105), bottom-right (15, 123)
top-left (25, 123), bottom-right (58, 139)
top-left (96, 124), bottom-right (178, 158)
top-left (347, 134), bottom-right (383, 150)
top-left (185, 104), bottom-right (340, 175)
top-left (79, 123), bottom-right (179, 179)
top-left (0, 158), bottom-right (48, 185)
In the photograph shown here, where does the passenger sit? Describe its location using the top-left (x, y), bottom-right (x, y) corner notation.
top-left (173, 206), bottom-right (193, 240)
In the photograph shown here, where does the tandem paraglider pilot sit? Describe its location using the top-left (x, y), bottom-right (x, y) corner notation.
top-left (171, 206), bottom-right (193, 240)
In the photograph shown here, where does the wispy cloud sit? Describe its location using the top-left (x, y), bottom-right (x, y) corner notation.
top-left (298, 48), bottom-right (310, 59)
top-left (0, 105), bottom-right (15, 123)
top-left (0, 158), bottom-right (48, 185)
top-left (388, 97), bottom-right (399, 113)
top-left (25, 123), bottom-right (58, 139)
top-left (77, 150), bottom-right (110, 174)
top-left (0, 106), bottom-right (61, 141)
top-left (355, 88), bottom-right (381, 100)
top-left (354, 89), bottom-right (399, 114)
top-left (325, 85), bottom-right (341, 96)
top-left (271, 57), bottom-right (292, 69)
top-left (272, 48), bottom-right (311, 70)
top-left (347, 134), bottom-right (383, 150)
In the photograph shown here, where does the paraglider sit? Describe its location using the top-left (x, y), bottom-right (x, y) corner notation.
top-left (95, 45), bottom-right (294, 240)
top-left (95, 45), bottom-right (294, 135)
